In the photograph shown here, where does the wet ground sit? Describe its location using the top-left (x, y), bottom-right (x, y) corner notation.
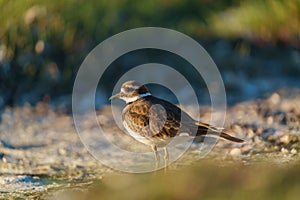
top-left (0, 88), bottom-right (300, 199)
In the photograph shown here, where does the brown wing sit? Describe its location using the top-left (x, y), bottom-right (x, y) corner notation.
top-left (149, 103), bottom-right (181, 139)
top-left (147, 97), bottom-right (196, 139)
top-left (122, 96), bottom-right (195, 139)
top-left (147, 97), bottom-right (243, 143)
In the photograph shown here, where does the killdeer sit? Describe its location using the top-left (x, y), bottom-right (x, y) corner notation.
top-left (110, 80), bottom-right (243, 164)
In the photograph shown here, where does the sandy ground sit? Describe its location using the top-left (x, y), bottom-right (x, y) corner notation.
top-left (0, 89), bottom-right (300, 199)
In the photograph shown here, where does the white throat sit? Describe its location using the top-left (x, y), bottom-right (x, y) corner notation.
top-left (122, 92), bottom-right (151, 103)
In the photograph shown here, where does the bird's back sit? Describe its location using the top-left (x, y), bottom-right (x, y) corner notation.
top-left (122, 96), bottom-right (197, 142)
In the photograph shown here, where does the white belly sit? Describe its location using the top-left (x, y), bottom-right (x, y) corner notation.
top-left (122, 121), bottom-right (190, 148)
top-left (122, 121), bottom-right (153, 146)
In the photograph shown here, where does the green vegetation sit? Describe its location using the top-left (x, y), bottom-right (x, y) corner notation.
top-left (0, 0), bottom-right (299, 106)
top-left (0, 0), bottom-right (237, 105)
top-left (52, 161), bottom-right (300, 200)
top-left (210, 0), bottom-right (300, 44)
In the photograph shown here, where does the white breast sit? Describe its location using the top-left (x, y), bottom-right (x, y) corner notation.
top-left (122, 120), bottom-right (152, 146)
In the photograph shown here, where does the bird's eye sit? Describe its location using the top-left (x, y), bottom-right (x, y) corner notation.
top-left (124, 87), bottom-right (134, 93)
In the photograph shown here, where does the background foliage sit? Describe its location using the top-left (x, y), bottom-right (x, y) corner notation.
top-left (0, 0), bottom-right (299, 108)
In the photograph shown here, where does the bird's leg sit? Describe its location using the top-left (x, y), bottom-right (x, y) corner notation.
top-left (164, 147), bottom-right (169, 164)
top-left (151, 145), bottom-right (160, 163)
top-left (163, 147), bottom-right (169, 171)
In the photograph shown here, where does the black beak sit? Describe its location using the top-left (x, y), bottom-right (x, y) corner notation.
top-left (109, 93), bottom-right (121, 100)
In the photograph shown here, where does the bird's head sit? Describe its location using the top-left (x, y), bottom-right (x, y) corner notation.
top-left (109, 80), bottom-right (151, 103)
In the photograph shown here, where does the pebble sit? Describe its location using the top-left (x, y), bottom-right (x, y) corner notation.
top-left (281, 147), bottom-right (289, 154)
top-left (232, 125), bottom-right (243, 134)
top-left (291, 148), bottom-right (297, 155)
top-left (58, 148), bottom-right (67, 156)
top-left (268, 93), bottom-right (281, 105)
top-left (254, 136), bottom-right (263, 144)
top-left (241, 145), bottom-right (252, 154)
top-left (230, 148), bottom-right (242, 157)
top-left (267, 116), bottom-right (273, 124)
top-left (247, 128), bottom-right (255, 138)
top-left (279, 135), bottom-right (290, 145)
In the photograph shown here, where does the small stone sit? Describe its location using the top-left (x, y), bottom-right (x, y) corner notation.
top-left (280, 135), bottom-right (290, 145)
top-left (256, 127), bottom-right (264, 135)
top-left (58, 148), bottom-right (67, 156)
top-left (2, 155), bottom-right (7, 163)
top-left (247, 128), bottom-right (255, 138)
top-left (232, 125), bottom-right (243, 134)
top-left (281, 147), bottom-right (289, 154)
top-left (291, 148), bottom-right (297, 155)
top-left (230, 148), bottom-right (242, 157)
top-left (274, 146), bottom-right (280, 151)
top-left (241, 145), bottom-right (252, 154)
top-left (254, 136), bottom-right (263, 144)
top-left (267, 116), bottom-right (273, 124)
top-left (268, 92), bottom-right (281, 105)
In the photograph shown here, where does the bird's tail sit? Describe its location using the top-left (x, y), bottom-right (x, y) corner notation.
top-left (195, 122), bottom-right (244, 143)
top-left (217, 131), bottom-right (244, 143)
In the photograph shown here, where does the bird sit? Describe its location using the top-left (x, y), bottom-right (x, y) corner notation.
top-left (109, 80), bottom-right (244, 165)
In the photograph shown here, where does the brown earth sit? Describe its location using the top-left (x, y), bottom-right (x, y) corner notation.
top-left (0, 89), bottom-right (300, 199)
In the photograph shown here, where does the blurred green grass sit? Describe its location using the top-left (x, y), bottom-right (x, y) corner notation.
top-left (210, 0), bottom-right (300, 44)
top-left (55, 161), bottom-right (300, 200)
top-left (0, 0), bottom-right (299, 107)
top-left (1, 0), bottom-right (299, 45)
top-left (0, 0), bottom-right (237, 106)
